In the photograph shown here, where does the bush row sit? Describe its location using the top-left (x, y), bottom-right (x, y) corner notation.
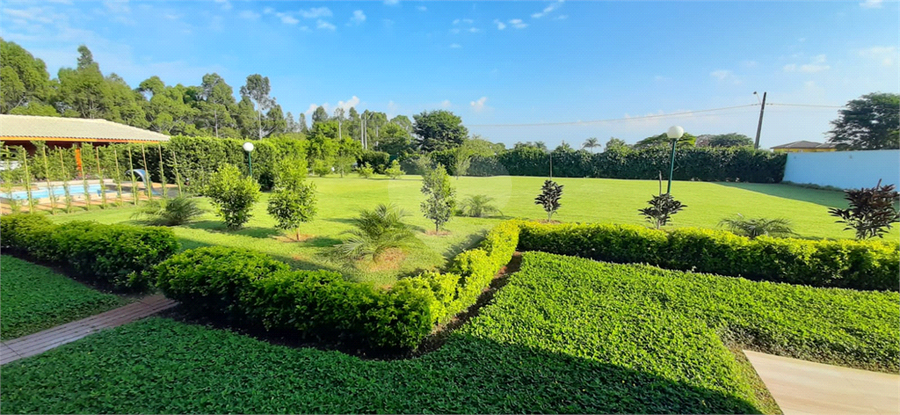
top-left (517, 222), bottom-right (900, 291)
top-left (0, 213), bottom-right (179, 291)
top-left (151, 221), bottom-right (521, 349)
top-left (428, 146), bottom-right (786, 183)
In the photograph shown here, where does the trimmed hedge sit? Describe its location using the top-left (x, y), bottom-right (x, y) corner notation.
top-left (430, 146), bottom-right (786, 183)
top-left (0, 213), bottom-right (179, 291)
top-left (517, 222), bottom-right (900, 291)
top-left (153, 246), bottom-right (435, 349)
top-left (152, 221), bottom-right (522, 349)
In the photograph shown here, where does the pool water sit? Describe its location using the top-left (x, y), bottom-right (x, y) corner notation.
top-left (1, 184), bottom-right (115, 200)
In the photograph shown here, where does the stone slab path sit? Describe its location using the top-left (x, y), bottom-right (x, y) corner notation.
top-left (745, 350), bottom-right (900, 415)
top-left (1, 294), bottom-right (176, 366)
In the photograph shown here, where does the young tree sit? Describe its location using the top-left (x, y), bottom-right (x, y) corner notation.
top-left (582, 137), bottom-right (600, 153)
top-left (639, 193), bottom-right (686, 229)
top-left (206, 164), bottom-right (261, 229)
top-left (338, 203), bottom-right (415, 262)
top-left (827, 93), bottom-right (900, 150)
top-left (420, 164), bottom-right (456, 232)
top-left (534, 180), bottom-right (563, 221)
top-left (828, 180), bottom-right (900, 239)
top-left (385, 159), bottom-right (405, 179)
top-left (267, 158), bottom-right (317, 241)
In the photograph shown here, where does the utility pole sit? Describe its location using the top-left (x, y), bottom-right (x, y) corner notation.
top-left (754, 91), bottom-right (767, 149)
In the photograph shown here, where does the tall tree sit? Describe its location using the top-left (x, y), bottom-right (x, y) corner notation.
top-left (312, 106), bottom-right (329, 125)
top-left (199, 73), bottom-right (235, 138)
top-left (828, 93), bottom-right (900, 150)
top-left (704, 133), bottom-right (753, 148)
top-left (376, 123), bottom-right (412, 158)
top-left (297, 112), bottom-right (309, 134)
top-left (391, 115), bottom-right (413, 133)
top-left (239, 74), bottom-right (273, 140)
top-left (634, 132), bottom-right (696, 149)
top-left (56, 47), bottom-right (111, 119)
top-left (412, 110), bottom-right (468, 153)
top-left (605, 137), bottom-right (629, 152)
top-left (333, 107), bottom-right (345, 140)
top-left (0, 38), bottom-right (53, 113)
top-left (582, 137), bottom-right (600, 153)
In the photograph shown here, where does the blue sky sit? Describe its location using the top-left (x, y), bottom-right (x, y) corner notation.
top-left (1, 0), bottom-right (897, 149)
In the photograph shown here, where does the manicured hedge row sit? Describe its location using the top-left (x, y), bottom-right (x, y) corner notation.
top-left (151, 221), bottom-right (522, 349)
top-left (429, 146), bottom-right (786, 183)
top-left (0, 213), bottom-right (179, 291)
top-left (517, 222), bottom-right (900, 291)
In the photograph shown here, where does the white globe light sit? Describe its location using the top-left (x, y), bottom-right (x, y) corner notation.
top-left (666, 125), bottom-right (684, 139)
top-left (243, 142), bottom-right (255, 152)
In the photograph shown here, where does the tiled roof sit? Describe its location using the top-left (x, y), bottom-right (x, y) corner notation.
top-left (771, 140), bottom-right (836, 149)
top-left (0, 114), bottom-right (169, 142)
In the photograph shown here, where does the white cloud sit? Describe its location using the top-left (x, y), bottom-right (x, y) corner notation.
top-left (859, 46), bottom-right (896, 66)
top-left (469, 27), bottom-right (479, 33)
top-left (164, 13), bottom-right (183, 20)
top-left (350, 10), bottom-right (366, 24)
top-left (384, 0), bottom-right (400, 5)
top-left (239, 10), bottom-right (260, 20)
top-left (783, 54), bottom-right (830, 73)
top-left (554, 14), bottom-right (568, 20)
top-left (509, 19), bottom-right (527, 29)
top-left (299, 7), bottom-right (332, 19)
top-left (317, 19), bottom-right (336, 30)
top-left (493, 19), bottom-right (506, 30)
top-left (280, 14), bottom-right (299, 25)
top-left (263, 7), bottom-right (274, 14)
top-left (450, 28), bottom-right (460, 34)
top-left (440, 100), bottom-right (452, 109)
top-left (337, 96), bottom-right (360, 111)
top-left (532, 0), bottom-right (564, 19)
top-left (710, 70), bottom-right (731, 80)
top-left (103, 0), bottom-right (130, 15)
top-left (214, 0), bottom-right (232, 11)
top-left (470, 96), bottom-right (488, 112)
top-left (860, 0), bottom-right (882, 8)
top-left (449, 43), bottom-right (462, 49)
top-left (417, 5), bottom-right (427, 11)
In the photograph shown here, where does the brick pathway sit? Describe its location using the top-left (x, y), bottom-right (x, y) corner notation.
top-left (0, 294), bottom-right (176, 366)
top-left (745, 350), bottom-right (900, 415)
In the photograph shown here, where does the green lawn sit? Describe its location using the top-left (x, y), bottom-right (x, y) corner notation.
top-left (0, 255), bottom-right (129, 340)
top-left (4, 252), bottom-right (896, 414)
top-left (48, 175), bottom-right (886, 285)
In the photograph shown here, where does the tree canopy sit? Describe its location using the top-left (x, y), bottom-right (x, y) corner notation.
top-left (633, 132), bottom-right (697, 149)
top-left (827, 93), bottom-right (900, 150)
top-left (413, 110), bottom-right (468, 153)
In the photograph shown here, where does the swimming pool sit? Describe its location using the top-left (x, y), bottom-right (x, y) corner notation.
top-left (1, 184), bottom-right (116, 200)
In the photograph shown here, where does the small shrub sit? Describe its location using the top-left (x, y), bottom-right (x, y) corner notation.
top-left (206, 164), bottom-right (261, 230)
top-left (718, 215), bottom-right (794, 239)
top-left (385, 159), bottom-right (405, 179)
top-left (131, 196), bottom-right (204, 226)
top-left (534, 180), bottom-right (563, 221)
top-left (338, 203), bottom-right (416, 262)
top-left (420, 164), bottom-right (456, 232)
top-left (639, 193), bottom-right (686, 229)
top-left (312, 159), bottom-right (332, 177)
top-left (458, 194), bottom-right (501, 217)
top-left (357, 163), bottom-right (375, 179)
top-left (267, 182), bottom-right (317, 241)
top-left (829, 180), bottom-right (900, 239)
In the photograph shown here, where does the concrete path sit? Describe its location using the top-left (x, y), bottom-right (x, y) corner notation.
top-left (745, 350), bottom-right (900, 415)
top-left (1, 294), bottom-right (176, 366)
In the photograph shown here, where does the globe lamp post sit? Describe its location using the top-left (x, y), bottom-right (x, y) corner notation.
top-left (666, 126), bottom-right (684, 194)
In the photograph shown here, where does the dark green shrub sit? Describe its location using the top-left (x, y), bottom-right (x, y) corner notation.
top-left (206, 164), bottom-right (261, 230)
top-left (1, 214), bottom-right (179, 291)
top-left (829, 180), bottom-right (900, 239)
top-left (357, 151), bottom-right (390, 174)
top-left (517, 221), bottom-right (899, 291)
top-left (535, 180), bottom-right (563, 221)
top-left (639, 193), bottom-right (686, 229)
top-left (718, 215), bottom-right (794, 239)
top-left (154, 246), bottom-right (290, 318)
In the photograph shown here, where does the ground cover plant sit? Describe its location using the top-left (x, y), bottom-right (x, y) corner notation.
top-left (0, 255), bottom-right (128, 340)
top-left (3, 252), bottom-right (896, 413)
top-left (43, 176), bottom-right (899, 287)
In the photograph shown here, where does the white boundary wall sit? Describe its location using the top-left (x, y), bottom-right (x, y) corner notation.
top-left (782, 150), bottom-right (900, 189)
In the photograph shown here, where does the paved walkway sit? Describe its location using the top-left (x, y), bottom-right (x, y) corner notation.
top-left (745, 350), bottom-right (900, 415)
top-left (1, 294), bottom-right (176, 366)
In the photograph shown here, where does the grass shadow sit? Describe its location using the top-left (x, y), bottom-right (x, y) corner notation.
top-left (181, 220), bottom-right (282, 239)
top-left (713, 182), bottom-right (846, 209)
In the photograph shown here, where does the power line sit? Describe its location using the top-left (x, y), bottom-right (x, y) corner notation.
top-left (464, 104), bottom-right (759, 127)
top-left (767, 103), bottom-right (846, 109)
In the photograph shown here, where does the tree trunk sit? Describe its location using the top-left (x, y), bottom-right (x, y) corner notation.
top-left (214, 107), bottom-right (219, 138)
